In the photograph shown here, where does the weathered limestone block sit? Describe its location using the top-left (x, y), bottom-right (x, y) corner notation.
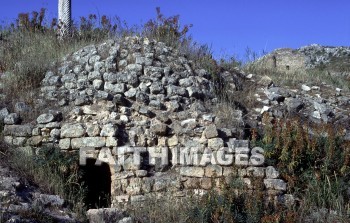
top-left (3, 125), bottom-right (33, 137)
top-left (71, 137), bottom-right (106, 149)
top-left (106, 137), bottom-right (118, 147)
top-left (4, 113), bottom-right (20, 125)
top-left (167, 85), bottom-right (187, 97)
top-left (203, 124), bottom-right (218, 139)
top-left (200, 178), bottom-right (212, 190)
top-left (257, 75), bottom-right (273, 87)
top-left (61, 123), bottom-right (85, 138)
top-left (44, 122), bottom-right (61, 129)
top-left (4, 136), bottom-right (13, 144)
top-left (266, 166), bottom-right (280, 179)
top-left (0, 108), bottom-right (10, 121)
top-left (180, 119), bottom-right (197, 129)
top-left (104, 82), bottom-right (126, 94)
top-left (167, 135), bottom-right (179, 147)
top-left (150, 82), bottom-right (164, 94)
top-left (126, 64), bottom-right (143, 73)
top-left (264, 179), bottom-right (287, 191)
top-left (180, 167), bottom-right (204, 178)
top-left (59, 138), bottom-right (71, 150)
top-left (86, 124), bottom-right (101, 136)
top-left (135, 170), bottom-right (147, 177)
top-left (37, 114), bottom-right (55, 124)
top-left (100, 123), bottom-right (118, 137)
top-left (27, 136), bottom-right (43, 146)
top-left (12, 137), bottom-right (27, 146)
top-left (50, 129), bottom-right (61, 138)
top-left (183, 177), bottom-right (200, 189)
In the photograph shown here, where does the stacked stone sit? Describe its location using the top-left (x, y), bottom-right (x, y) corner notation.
top-left (2, 36), bottom-right (293, 209)
top-left (40, 36), bottom-right (213, 108)
top-left (2, 110), bottom-right (32, 147)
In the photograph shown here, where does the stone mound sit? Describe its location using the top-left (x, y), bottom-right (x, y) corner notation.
top-left (2, 36), bottom-right (291, 209)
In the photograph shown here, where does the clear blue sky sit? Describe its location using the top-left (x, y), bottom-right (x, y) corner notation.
top-left (1, 0), bottom-right (349, 59)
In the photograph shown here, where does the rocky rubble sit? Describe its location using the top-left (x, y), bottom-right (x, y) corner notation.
top-left (299, 44), bottom-right (350, 69)
top-left (233, 70), bottom-right (350, 137)
top-left (0, 165), bottom-right (76, 223)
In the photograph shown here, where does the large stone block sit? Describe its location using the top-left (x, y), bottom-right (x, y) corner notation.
top-left (71, 137), bottom-right (106, 148)
top-left (4, 113), bottom-right (20, 125)
top-left (59, 138), bottom-right (71, 150)
top-left (3, 125), bottom-right (33, 137)
top-left (27, 136), bottom-right (43, 146)
top-left (180, 166), bottom-right (205, 178)
top-left (266, 166), bottom-right (280, 179)
top-left (203, 124), bottom-right (218, 139)
top-left (61, 123), bottom-right (85, 138)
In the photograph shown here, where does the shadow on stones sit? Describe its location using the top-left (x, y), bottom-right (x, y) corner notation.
top-left (79, 158), bottom-right (111, 209)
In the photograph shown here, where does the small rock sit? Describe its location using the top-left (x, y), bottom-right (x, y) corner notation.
top-left (37, 113), bottom-right (55, 124)
top-left (151, 122), bottom-right (168, 136)
top-left (4, 113), bottom-right (20, 125)
top-left (301, 84), bottom-right (311, 91)
top-left (285, 98), bottom-right (304, 113)
top-left (258, 75), bottom-right (273, 87)
top-left (203, 124), bottom-right (218, 139)
top-left (100, 123), bottom-right (118, 137)
top-left (264, 179), bottom-right (287, 191)
top-left (266, 166), bottom-right (279, 179)
top-left (0, 107), bottom-right (10, 120)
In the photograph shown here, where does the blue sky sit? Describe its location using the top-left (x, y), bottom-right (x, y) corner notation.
top-left (1, 0), bottom-right (349, 59)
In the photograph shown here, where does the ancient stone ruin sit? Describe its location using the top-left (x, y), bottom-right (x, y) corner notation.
top-left (2, 36), bottom-right (296, 210)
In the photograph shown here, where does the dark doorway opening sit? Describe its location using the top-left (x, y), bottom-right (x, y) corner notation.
top-left (79, 158), bottom-right (111, 209)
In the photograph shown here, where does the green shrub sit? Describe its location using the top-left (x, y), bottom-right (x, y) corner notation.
top-left (254, 115), bottom-right (350, 222)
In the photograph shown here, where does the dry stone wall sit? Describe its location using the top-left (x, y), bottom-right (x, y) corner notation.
top-left (2, 36), bottom-right (292, 208)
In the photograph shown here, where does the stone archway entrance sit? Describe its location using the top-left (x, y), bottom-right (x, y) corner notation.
top-left (79, 158), bottom-right (111, 209)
